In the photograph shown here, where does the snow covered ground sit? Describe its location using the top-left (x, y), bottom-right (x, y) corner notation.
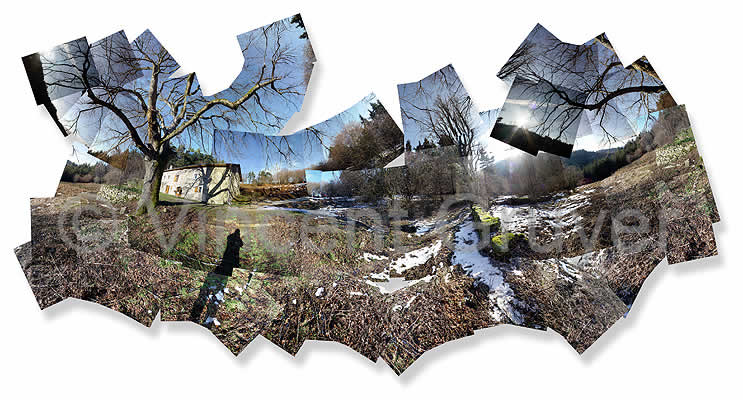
top-left (452, 219), bottom-right (524, 325)
top-left (389, 240), bottom-right (442, 274)
top-left (489, 191), bottom-right (591, 237)
top-left (361, 241), bottom-right (442, 294)
top-left (413, 219), bottom-right (437, 236)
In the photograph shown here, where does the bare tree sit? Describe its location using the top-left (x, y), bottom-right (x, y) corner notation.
top-left (423, 93), bottom-right (477, 158)
top-left (399, 65), bottom-right (482, 158)
top-left (498, 30), bottom-right (673, 143)
top-left (38, 15), bottom-right (312, 214)
top-left (498, 41), bottom-right (536, 80)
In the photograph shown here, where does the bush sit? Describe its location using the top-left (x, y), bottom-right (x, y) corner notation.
top-left (74, 173), bottom-right (94, 183)
top-left (563, 166), bottom-right (583, 189)
top-left (103, 169), bottom-right (123, 184)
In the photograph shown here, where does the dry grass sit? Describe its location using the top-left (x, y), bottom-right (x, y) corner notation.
top-left (17, 133), bottom-right (720, 373)
top-left (506, 256), bottom-right (627, 353)
top-left (237, 183), bottom-right (308, 202)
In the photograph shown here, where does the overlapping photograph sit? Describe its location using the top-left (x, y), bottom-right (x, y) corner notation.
top-left (17, 19), bottom-right (720, 375)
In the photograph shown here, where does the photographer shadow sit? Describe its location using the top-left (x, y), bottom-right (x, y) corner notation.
top-left (189, 229), bottom-right (244, 326)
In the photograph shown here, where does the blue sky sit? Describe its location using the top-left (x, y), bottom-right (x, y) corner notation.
top-left (500, 24), bottom-right (621, 92)
top-left (205, 18), bottom-right (313, 134)
top-left (398, 65), bottom-right (521, 163)
top-left (322, 170), bottom-right (342, 183)
top-left (68, 141), bottom-right (108, 165)
top-left (398, 64), bottom-right (479, 150)
top-left (208, 94), bottom-right (378, 178)
top-left (574, 108), bottom-right (648, 151)
top-left (498, 77), bottom-right (584, 144)
top-left (57, 19), bottom-right (666, 175)
top-left (498, 24), bottom-right (666, 153)
top-left (304, 169), bottom-right (340, 187)
top-left (305, 169), bottom-right (322, 183)
top-left (54, 15), bottom-right (311, 170)
top-left (39, 37), bottom-right (100, 102)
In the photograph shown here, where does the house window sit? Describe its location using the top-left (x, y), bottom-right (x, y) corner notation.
top-left (174, 175), bottom-right (179, 182)
top-left (194, 187), bottom-right (200, 193)
top-left (165, 185), bottom-right (170, 193)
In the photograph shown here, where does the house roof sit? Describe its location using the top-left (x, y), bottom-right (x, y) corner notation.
top-left (164, 163), bottom-right (241, 173)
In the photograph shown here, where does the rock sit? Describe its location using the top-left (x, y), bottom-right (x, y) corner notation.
top-left (491, 232), bottom-right (528, 257)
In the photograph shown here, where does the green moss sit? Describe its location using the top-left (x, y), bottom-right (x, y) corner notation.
top-left (509, 196), bottom-right (532, 205)
top-left (472, 205), bottom-right (501, 230)
top-left (224, 299), bottom-right (247, 313)
top-left (491, 232), bottom-right (528, 256)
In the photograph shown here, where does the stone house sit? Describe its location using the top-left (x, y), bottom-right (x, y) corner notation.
top-left (160, 163), bottom-right (242, 204)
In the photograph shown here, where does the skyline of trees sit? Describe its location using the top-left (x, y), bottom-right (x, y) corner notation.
top-left (33, 22), bottom-right (686, 205)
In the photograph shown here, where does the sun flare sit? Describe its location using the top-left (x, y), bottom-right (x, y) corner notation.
top-left (515, 114), bottom-right (529, 128)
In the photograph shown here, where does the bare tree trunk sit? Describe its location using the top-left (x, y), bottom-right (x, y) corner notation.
top-left (136, 148), bottom-right (173, 215)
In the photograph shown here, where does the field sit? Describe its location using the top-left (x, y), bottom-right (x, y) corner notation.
top-left (17, 126), bottom-right (718, 374)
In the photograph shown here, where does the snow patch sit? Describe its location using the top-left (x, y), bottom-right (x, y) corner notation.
top-left (360, 253), bottom-right (389, 262)
top-left (405, 295), bottom-right (418, 308)
top-left (452, 219), bottom-right (524, 325)
top-left (414, 219), bottom-right (436, 236)
top-left (389, 240), bottom-right (442, 274)
top-left (364, 275), bottom-right (434, 294)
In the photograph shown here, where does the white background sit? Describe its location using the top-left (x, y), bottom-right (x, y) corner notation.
top-left (0, 0), bottom-right (739, 398)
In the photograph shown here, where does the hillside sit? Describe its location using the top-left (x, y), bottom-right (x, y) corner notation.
top-left (562, 148), bottom-right (619, 168)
